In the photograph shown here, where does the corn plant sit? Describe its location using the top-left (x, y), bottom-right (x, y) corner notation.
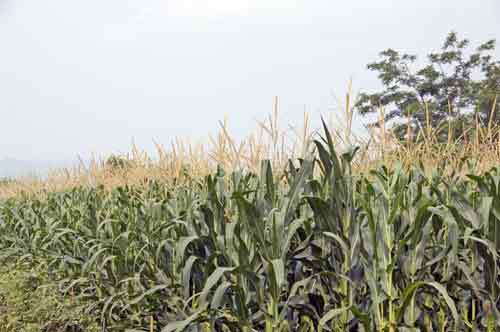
top-left (0, 122), bottom-right (499, 331)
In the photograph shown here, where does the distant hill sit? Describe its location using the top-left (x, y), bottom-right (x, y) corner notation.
top-left (0, 158), bottom-right (74, 178)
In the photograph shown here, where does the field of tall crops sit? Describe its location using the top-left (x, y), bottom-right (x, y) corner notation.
top-left (1, 123), bottom-right (499, 332)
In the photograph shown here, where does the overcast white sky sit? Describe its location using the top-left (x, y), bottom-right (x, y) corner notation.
top-left (0, 0), bottom-right (498, 160)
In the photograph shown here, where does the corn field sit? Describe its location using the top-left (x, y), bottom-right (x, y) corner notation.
top-left (0, 123), bottom-right (499, 332)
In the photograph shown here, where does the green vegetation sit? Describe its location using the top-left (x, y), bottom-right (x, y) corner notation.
top-left (0, 31), bottom-right (498, 332)
top-left (104, 155), bottom-right (135, 171)
top-left (357, 32), bottom-right (499, 140)
top-left (0, 264), bottom-right (100, 332)
top-left (0, 123), bottom-right (499, 331)
top-left (0, 177), bottom-right (16, 187)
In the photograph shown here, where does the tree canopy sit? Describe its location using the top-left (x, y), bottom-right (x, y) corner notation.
top-left (356, 32), bottom-right (499, 140)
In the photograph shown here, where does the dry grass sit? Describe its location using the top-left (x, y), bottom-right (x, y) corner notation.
top-left (1, 92), bottom-right (499, 200)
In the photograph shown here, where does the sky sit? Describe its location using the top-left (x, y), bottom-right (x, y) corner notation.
top-left (0, 0), bottom-right (498, 161)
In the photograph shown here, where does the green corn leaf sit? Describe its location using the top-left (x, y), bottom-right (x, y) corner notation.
top-left (162, 310), bottom-right (204, 332)
top-left (318, 307), bottom-right (351, 332)
top-left (397, 281), bottom-right (459, 331)
top-left (199, 267), bottom-right (235, 308)
top-left (128, 285), bottom-right (168, 306)
top-left (210, 281), bottom-right (232, 309)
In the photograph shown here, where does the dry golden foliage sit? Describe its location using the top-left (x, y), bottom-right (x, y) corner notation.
top-left (1, 93), bottom-right (499, 200)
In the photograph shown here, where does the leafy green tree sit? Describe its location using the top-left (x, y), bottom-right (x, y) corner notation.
top-left (356, 32), bottom-right (499, 140)
top-left (105, 154), bottom-right (133, 170)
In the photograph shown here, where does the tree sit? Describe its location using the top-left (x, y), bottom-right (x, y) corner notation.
top-left (356, 32), bottom-right (500, 141)
top-left (105, 154), bottom-right (133, 170)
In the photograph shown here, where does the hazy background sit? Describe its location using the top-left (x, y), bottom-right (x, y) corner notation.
top-left (0, 0), bottom-right (498, 176)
